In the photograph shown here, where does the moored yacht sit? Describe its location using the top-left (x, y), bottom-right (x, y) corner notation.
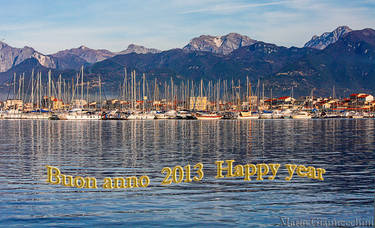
top-left (127, 112), bottom-right (155, 120)
top-left (2, 109), bottom-right (23, 119)
top-left (58, 109), bottom-right (101, 120)
top-left (237, 111), bottom-right (259, 119)
top-left (176, 110), bottom-right (195, 119)
top-left (291, 111), bottom-right (312, 119)
top-left (195, 112), bottom-right (223, 120)
top-left (259, 111), bottom-right (273, 119)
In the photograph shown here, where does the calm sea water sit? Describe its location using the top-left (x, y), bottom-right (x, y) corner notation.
top-left (0, 119), bottom-right (374, 227)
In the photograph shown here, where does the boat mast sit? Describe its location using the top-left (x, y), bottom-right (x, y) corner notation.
top-left (99, 75), bottom-right (102, 110)
top-left (22, 73), bottom-right (25, 103)
top-left (48, 70), bottom-right (51, 111)
top-left (71, 77), bottom-right (75, 104)
top-left (58, 74), bottom-right (62, 101)
top-left (87, 81), bottom-right (89, 108)
top-left (217, 79), bottom-right (220, 112)
top-left (153, 78), bottom-right (157, 108)
top-left (81, 66), bottom-right (84, 103)
top-left (13, 73), bottom-right (16, 100)
top-left (262, 83), bottom-right (264, 110)
top-left (38, 72), bottom-right (42, 110)
top-left (246, 76), bottom-right (249, 106)
top-left (249, 81), bottom-right (252, 112)
top-left (63, 80), bottom-right (66, 107)
top-left (270, 88), bottom-right (273, 109)
top-left (31, 69), bottom-right (34, 107)
top-left (143, 73), bottom-right (146, 112)
top-left (171, 77), bottom-right (174, 110)
top-left (18, 75), bottom-right (21, 100)
top-left (257, 79), bottom-right (260, 111)
top-left (131, 71), bottom-right (134, 111)
top-left (122, 67), bottom-right (128, 101)
top-left (200, 79), bottom-right (203, 98)
top-left (134, 71), bottom-right (137, 111)
top-left (132, 71), bottom-right (136, 111)
top-left (237, 79), bottom-right (241, 112)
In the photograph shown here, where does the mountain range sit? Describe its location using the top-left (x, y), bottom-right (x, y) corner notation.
top-left (0, 43), bottom-right (161, 72)
top-left (1, 26), bottom-right (375, 97)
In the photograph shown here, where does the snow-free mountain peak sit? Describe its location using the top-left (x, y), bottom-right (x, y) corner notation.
top-left (0, 41), bottom-right (55, 72)
top-left (304, 26), bottom-right (353, 50)
top-left (183, 33), bottom-right (257, 55)
top-left (118, 44), bottom-right (161, 55)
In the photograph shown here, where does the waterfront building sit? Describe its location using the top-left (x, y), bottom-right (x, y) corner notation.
top-left (52, 99), bottom-right (64, 110)
top-left (5, 99), bottom-right (23, 110)
top-left (189, 97), bottom-right (207, 111)
top-left (23, 103), bottom-right (34, 112)
top-left (350, 93), bottom-right (374, 103)
top-left (72, 99), bottom-right (88, 108)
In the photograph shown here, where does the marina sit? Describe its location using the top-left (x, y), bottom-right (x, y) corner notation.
top-left (1, 69), bottom-right (375, 121)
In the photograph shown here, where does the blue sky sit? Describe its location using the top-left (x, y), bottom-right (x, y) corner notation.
top-left (0, 0), bottom-right (374, 54)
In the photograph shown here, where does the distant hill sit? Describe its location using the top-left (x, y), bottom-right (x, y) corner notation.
top-left (273, 28), bottom-right (375, 96)
top-left (52, 46), bottom-right (115, 64)
top-left (0, 41), bottom-right (56, 72)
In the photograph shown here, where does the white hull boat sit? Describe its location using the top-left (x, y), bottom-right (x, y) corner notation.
top-left (196, 113), bottom-right (223, 120)
top-left (292, 111), bottom-right (312, 119)
top-left (127, 113), bottom-right (155, 120)
top-left (237, 111), bottom-right (259, 119)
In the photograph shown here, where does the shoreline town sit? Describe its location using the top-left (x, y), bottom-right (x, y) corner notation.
top-left (1, 68), bottom-right (375, 120)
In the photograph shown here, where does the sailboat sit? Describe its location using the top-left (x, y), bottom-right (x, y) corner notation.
top-left (58, 67), bottom-right (101, 120)
top-left (195, 112), bottom-right (223, 120)
top-left (291, 111), bottom-right (312, 119)
top-left (238, 111), bottom-right (259, 119)
top-left (238, 81), bottom-right (258, 119)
